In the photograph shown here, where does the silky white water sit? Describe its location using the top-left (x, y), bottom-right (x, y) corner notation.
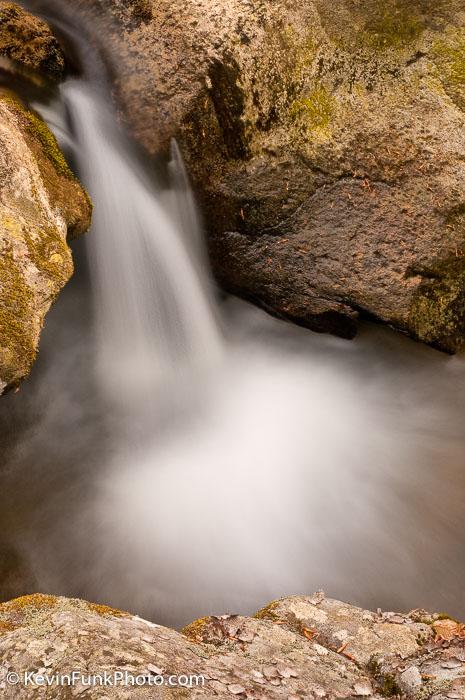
top-left (63, 82), bottom-right (221, 405)
top-left (0, 3), bottom-right (465, 626)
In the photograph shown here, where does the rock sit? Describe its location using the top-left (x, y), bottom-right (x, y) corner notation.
top-left (0, 593), bottom-right (380, 699)
top-left (0, 593), bottom-right (464, 699)
top-left (73, 0), bottom-right (465, 351)
top-left (0, 2), bottom-right (65, 80)
top-left (254, 594), bottom-right (432, 667)
top-left (0, 92), bottom-right (92, 393)
top-left (399, 666), bottom-right (423, 694)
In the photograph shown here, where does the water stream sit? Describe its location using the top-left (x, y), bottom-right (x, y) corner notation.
top-left (0, 2), bottom-right (465, 627)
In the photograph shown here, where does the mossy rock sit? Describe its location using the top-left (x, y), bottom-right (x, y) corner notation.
top-left (433, 28), bottom-right (465, 110)
top-left (0, 2), bottom-right (65, 80)
top-left (290, 84), bottom-right (336, 137)
top-left (0, 93), bottom-right (91, 393)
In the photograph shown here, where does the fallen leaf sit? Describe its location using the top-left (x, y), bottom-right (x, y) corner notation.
top-left (303, 627), bottom-right (318, 641)
top-left (433, 619), bottom-right (465, 642)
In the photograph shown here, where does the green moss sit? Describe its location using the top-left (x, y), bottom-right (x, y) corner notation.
top-left (24, 109), bottom-right (75, 179)
top-left (84, 601), bottom-right (129, 618)
top-left (0, 593), bottom-right (58, 615)
top-left (254, 599), bottom-right (280, 621)
top-left (409, 258), bottom-right (465, 353)
top-left (416, 679), bottom-right (453, 700)
top-left (0, 91), bottom-right (75, 179)
top-left (408, 609), bottom-right (434, 625)
top-left (381, 674), bottom-right (401, 697)
top-left (24, 225), bottom-right (72, 287)
top-left (433, 29), bottom-right (465, 109)
top-left (363, 4), bottom-right (423, 50)
top-left (181, 616), bottom-right (210, 641)
top-left (290, 84), bottom-right (335, 134)
top-left (0, 594), bottom-right (129, 635)
top-left (281, 25), bottom-right (317, 81)
top-left (0, 243), bottom-right (35, 386)
top-left (243, 22), bottom-right (317, 134)
top-left (83, 187), bottom-right (93, 216)
top-left (436, 612), bottom-right (459, 622)
top-left (0, 593), bottom-right (58, 632)
top-left (368, 660), bottom-right (401, 697)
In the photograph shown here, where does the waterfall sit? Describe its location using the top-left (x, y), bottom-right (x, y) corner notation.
top-left (61, 81), bottom-right (221, 404)
top-left (2, 1), bottom-right (465, 629)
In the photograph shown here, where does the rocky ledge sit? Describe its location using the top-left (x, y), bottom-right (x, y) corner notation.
top-left (0, 592), bottom-right (464, 699)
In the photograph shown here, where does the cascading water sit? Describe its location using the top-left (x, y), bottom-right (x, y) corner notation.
top-left (62, 82), bottom-right (221, 405)
top-left (1, 1), bottom-right (465, 627)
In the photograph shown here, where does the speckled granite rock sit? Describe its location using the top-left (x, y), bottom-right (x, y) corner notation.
top-left (0, 2), bottom-right (65, 79)
top-left (0, 592), bottom-right (464, 699)
top-left (0, 92), bottom-right (92, 393)
top-left (70, 0), bottom-right (465, 352)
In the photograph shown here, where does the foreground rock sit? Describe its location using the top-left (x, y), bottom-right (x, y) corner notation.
top-left (73, 0), bottom-right (465, 351)
top-left (0, 592), bottom-right (464, 698)
top-left (0, 92), bottom-right (92, 393)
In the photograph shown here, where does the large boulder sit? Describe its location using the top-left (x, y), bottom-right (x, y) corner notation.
top-left (0, 91), bottom-right (92, 393)
top-left (0, 1), bottom-right (65, 80)
top-left (73, 0), bottom-right (465, 351)
top-left (0, 592), bottom-right (464, 699)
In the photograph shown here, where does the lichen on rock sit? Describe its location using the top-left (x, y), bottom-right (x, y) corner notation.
top-left (0, 1), bottom-right (65, 80)
top-left (73, 0), bottom-right (465, 352)
top-left (0, 92), bottom-right (92, 393)
top-left (0, 592), bottom-right (464, 699)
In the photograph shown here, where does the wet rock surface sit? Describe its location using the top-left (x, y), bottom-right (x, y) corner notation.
top-left (0, 592), bottom-right (464, 699)
top-left (71, 0), bottom-right (465, 351)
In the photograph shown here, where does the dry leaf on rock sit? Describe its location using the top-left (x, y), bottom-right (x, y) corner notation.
top-left (433, 620), bottom-right (465, 642)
